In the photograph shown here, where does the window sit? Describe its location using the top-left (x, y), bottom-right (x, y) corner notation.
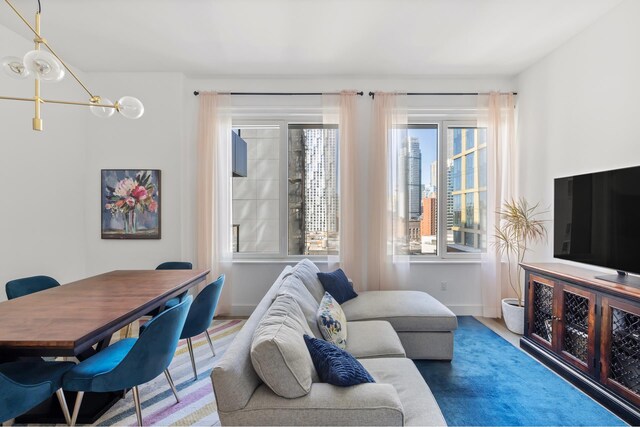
top-left (231, 124), bottom-right (282, 254)
top-left (405, 125), bottom-right (438, 255)
top-left (288, 125), bottom-right (339, 256)
top-left (446, 125), bottom-right (487, 254)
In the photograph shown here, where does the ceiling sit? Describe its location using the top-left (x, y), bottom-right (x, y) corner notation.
top-left (0, 0), bottom-right (624, 76)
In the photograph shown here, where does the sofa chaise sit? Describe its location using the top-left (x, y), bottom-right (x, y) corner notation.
top-left (211, 259), bottom-right (457, 426)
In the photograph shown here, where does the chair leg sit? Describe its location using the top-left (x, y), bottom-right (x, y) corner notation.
top-left (186, 337), bottom-right (198, 380)
top-left (132, 385), bottom-right (143, 426)
top-left (205, 330), bottom-right (216, 357)
top-left (70, 391), bottom-right (84, 426)
top-left (124, 323), bottom-right (132, 338)
top-left (164, 369), bottom-right (180, 403)
top-left (55, 388), bottom-right (71, 425)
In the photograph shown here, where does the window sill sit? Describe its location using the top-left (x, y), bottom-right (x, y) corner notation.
top-left (232, 257), bottom-right (481, 265)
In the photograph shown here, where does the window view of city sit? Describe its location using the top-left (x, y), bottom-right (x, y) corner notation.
top-left (405, 124), bottom-right (487, 255)
top-left (447, 126), bottom-right (487, 253)
top-left (288, 125), bottom-right (339, 256)
top-left (231, 121), bottom-right (485, 257)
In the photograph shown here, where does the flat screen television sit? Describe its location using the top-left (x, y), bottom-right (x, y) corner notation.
top-left (554, 165), bottom-right (640, 286)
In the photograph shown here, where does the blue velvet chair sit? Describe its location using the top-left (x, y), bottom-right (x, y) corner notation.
top-left (5, 275), bottom-right (60, 300)
top-left (156, 261), bottom-right (193, 270)
top-left (179, 274), bottom-right (225, 380)
top-left (154, 261), bottom-right (193, 310)
top-left (0, 360), bottom-right (74, 424)
top-left (63, 296), bottom-right (193, 426)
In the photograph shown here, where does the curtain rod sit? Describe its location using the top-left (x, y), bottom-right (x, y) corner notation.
top-left (368, 91), bottom-right (518, 99)
top-left (193, 91), bottom-right (364, 96)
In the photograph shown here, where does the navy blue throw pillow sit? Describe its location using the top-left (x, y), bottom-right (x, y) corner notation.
top-left (304, 334), bottom-right (375, 387)
top-left (316, 268), bottom-right (358, 304)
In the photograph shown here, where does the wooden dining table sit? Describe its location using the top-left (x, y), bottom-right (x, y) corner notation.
top-left (0, 268), bottom-right (210, 423)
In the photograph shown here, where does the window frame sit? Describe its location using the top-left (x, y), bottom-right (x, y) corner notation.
top-left (407, 119), bottom-right (486, 262)
top-left (231, 118), bottom-right (338, 261)
top-left (231, 116), bottom-right (486, 263)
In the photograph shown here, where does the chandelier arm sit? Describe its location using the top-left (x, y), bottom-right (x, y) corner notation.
top-left (0, 95), bottom-right (35, 102)
top-left (3, 0), bottom-right (96, 99)
top-left (0, 95), bottom-right (116, 109)
top-left (40, 40), bottom-right (95, 98)
top-left (43, 98), bottom-right (116, 108)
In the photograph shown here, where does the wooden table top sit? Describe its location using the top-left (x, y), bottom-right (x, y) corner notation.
top-left (0, 269), bottom-right (209, 356)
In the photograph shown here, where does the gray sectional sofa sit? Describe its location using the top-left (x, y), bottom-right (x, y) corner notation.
top-left (211, 259), bottom-right (457, 426)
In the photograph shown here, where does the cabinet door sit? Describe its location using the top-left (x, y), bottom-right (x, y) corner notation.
top-left (601, 297), bottom-right (640, 406)
top-left (557, 284), bottom-right (596, 373)
top-left (527, 274), bottom-right (557, 350)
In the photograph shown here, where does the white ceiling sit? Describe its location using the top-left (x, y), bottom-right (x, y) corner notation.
top-left (0, 0), bottom-right (624, 76)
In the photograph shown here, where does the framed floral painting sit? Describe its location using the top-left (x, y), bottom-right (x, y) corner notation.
top-left (101, 169), bottom-right (161, 239)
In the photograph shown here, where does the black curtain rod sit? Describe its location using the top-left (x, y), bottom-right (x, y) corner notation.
top-left (193, 91), bottom-right (364, 96)
top-left (368, 91), bottom-right (518, 99)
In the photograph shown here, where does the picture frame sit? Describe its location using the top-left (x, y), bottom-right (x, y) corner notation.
top-left (101, 169), bottom-right (161, 239)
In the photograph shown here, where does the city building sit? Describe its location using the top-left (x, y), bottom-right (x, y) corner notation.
top-left (408, 137), bottom-right (422, 220)
top-left (421, 196), bottom-right (437, 236)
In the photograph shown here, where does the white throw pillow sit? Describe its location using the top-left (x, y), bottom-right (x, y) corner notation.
top-left (316, 292), bottom-right (348, 349)
top-left (251, 294), bottom-right (319, 398)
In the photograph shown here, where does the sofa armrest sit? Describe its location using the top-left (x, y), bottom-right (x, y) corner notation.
top-left (218, 382), bottom-right (404, 426)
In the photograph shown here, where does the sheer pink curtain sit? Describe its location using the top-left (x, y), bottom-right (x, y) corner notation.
top-left (366, 92), bottom-right (409, 291)
top-left (479, 92), bottom-right (516, 317)
top-left (196, 92), bottom-right (233, 314)
top-left (323, 91), bottom-right (363, 288)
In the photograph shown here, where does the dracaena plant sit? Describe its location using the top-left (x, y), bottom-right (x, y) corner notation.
top-left (493, 198), bottom-right (548, 307)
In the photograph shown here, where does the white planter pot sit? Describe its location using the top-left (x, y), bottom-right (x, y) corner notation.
top-left (502, 298), bottom-right (525, 335)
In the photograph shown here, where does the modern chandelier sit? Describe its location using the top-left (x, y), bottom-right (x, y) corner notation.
top-left (0, 0), bottom-right (144, 131)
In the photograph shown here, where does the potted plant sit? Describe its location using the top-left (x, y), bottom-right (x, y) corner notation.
top-left (493, 198), bottom-right (547, 334)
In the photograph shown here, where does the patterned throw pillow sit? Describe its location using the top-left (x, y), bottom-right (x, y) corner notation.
top-left (316, 268), bottom-right (358, 304)
top-left (316, 292), bottom-right (347, 349)
top-left (304, 334), bottom-right (375, 387)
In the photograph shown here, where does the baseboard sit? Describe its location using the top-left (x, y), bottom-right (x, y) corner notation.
top-left (448, 304), bottom-right (483, 316)
top-left (230, 304), bottom-right (257, 317)
top-left (231, 303), bottom-right (482, 317)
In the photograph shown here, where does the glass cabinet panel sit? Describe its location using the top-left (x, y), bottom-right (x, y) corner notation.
top-left (562, 290), bottom-right (590, 363)
top-left (532, 280), bottom-right (554, 344)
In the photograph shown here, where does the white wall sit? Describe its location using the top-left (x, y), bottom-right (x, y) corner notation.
top-left (516, 0), bottom-right (640, 266)
top-left (82, 72), bottom-right (187, 275)
top-left (0, 25), bottom-right (88, 300)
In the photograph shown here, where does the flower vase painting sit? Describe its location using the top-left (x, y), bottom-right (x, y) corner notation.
top-left (101, 169), bottom-right (161, 239)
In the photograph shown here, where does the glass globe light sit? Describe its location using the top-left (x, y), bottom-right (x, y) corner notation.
top-left (90, 97), bottom-right (116, 118)
top-left (23, 50), bottom-right (65, 82)
top-left (116, 96), bottom-right (144, 119)
top-left (1, 56), bottom-right (30, 79)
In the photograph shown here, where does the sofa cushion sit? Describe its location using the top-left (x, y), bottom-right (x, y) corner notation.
top-left (360, 358), bottom-right (446, 426)
top-left (346, 321), bottom-right (405, 359)
top-left (317, 292), bottom-right (348, 349)
top-left (251, 294), bottom-right (319, 398)
top-left (341, 290), bottom-right (458, 332)
top-left (317, 268), bottom-right (358, 304)
top-left (304, 335), bottom-right (375, 387)
top-left (292, 259), bottom-right (326, 303)
top-left (277, 275), bottom-right (322, 338)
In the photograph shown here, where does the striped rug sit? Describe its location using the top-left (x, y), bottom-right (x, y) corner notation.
top-left (88, 319), bottom-right (244, 426)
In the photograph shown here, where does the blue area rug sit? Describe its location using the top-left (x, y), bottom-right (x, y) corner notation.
top-left (415, 316), bottom-right (626, 426)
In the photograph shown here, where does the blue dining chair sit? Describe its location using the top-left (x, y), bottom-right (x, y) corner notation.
top-left (156, 261), bottom-right (193, 270)
top-left (155, 262), bottom-right (193, 310)
top-left (125, 261), bottom-right (194, 337)
top-left (179, 274), bottom-right (225, 380)
top-left (0, 359), bottom-right (75, 424)
top-left (63, 296), bottom-right (193, 426)
top-left (5, 275), bottom-right (60, 300)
